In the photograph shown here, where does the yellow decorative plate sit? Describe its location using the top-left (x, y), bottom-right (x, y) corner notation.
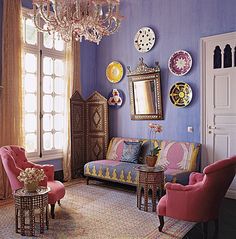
top-left (169, 82), bottom-right (193, 107)
top-left (106, 61), bottom-right (124, 83)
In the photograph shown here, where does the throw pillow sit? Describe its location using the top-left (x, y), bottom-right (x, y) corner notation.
top-left (120, 141), bottom-right (141, 164)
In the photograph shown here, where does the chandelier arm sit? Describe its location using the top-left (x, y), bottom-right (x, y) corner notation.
top-left (38, 3), bottom-right (54, 23)
top-left (53, 0), bottom-right (68, 28)
top-left (33, 13), bottom-right (50, 32)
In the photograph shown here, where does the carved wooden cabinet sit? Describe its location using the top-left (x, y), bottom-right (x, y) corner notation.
top-left (70, 91), bottom-right (109, 178)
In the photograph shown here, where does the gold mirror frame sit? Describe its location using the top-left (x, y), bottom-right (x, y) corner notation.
top-left (127, 58), bottom-right (163, 120)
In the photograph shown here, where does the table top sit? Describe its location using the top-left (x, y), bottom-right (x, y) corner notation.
top-left (136, 165), bottom-right (164, 173)
top-left (14, 186), bottom-right (50, 197)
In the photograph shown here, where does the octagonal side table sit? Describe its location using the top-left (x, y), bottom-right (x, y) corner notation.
top-left (14, 186), bottom-right (50, 236)
top-left (136, 165), bottom-right (164, 212)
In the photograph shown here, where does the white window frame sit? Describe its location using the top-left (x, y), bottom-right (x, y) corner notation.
top-left (22, 8), bottom-right (66, 161)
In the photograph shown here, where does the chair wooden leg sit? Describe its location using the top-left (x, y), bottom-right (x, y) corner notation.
top-left (214, 219), bottom-right (219, 236)
top-left (86, 177), bottom-right (89, 185)
top-left (202, 222), bottom-right (208, 239)
top-left (158, 215), bottom-right (164, 232)
top-left (51, 204), bottom-right (55, 219)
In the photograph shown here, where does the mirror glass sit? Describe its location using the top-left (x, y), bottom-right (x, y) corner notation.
top-left (133, 80), bottom-right (156, 114)
top-left (127, 58), bottom-right (163, 120)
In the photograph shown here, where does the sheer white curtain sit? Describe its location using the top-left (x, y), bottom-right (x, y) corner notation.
top-left (0, 0), bottom-right (23, 199)
top-left (63, 40), bottom-right (81, 181)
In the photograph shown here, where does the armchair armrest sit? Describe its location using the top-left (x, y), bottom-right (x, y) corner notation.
top-left (165, 182), bottom-right (197, 192)
top-left (189, 172), bottom-right (204, 185)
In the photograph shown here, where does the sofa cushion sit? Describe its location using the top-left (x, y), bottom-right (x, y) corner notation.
top-left (106, 138), bottom-right (139, 161)
top-left (121, 141), bottom-right (141, 164)
top-left (156, 141), bottom-right (200, 171)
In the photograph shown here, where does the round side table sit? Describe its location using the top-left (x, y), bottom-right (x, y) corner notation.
top-left (14, 186), bottom-right (50, 236)
top-left (136, 165), bottom-right (164, 212)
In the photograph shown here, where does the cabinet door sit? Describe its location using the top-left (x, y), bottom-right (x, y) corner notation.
top-left (86, 92), bottom-right (109, 162)
top-left (70, 92), bottom-right (86, 178)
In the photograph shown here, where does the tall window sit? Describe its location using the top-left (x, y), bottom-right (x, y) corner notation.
top-left (22, 9), bottom-right (66, 159)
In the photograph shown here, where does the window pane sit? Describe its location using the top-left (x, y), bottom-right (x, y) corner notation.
top-left (54, 59), bottom-right (64, 76)
top-left (54, 96), bottom-right (64, 113)
top-left (25, 18), bottom-right (37, 45)
top-left (25, 114), bottom-right (37, 133)
top-left (43, 132), bottom-right (53, 150)
top-left (43, 95), bottom-right (53, 112)
top-left (25, 94), bottom-right (36, 112)
top-left (24, 53), bottom-right (37, 73)
top-left (43, 32), bottom-right (53, 49)
top-left (43, 114), bottom-right (53, 131)
top-left (43, 57), bottom-right (53, 75)
top-left (25, 133), bottom-right (37, 152)
top-left (43, 76), bottom-right (53, 94)
top-left (24, 73), bottom-right (37, 93)
top-left (54, 114), bottom-right (63, 131)
top-left (54, 132), bottom-right (63, 149)
top-left (54, 77), bottom-right (64, 94)
top-left (55, 38), bottom-right (64, 51)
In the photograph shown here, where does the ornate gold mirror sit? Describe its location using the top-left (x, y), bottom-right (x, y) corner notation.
top-left (127, 58), bottom-right (163, 120)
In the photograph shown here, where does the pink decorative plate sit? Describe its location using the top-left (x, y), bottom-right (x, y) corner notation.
top-left (168, 50), bottom-right (192, 76)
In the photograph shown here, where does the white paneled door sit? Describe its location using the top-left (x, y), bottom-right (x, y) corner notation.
top-left (201, 32), bottom-right (236, 199)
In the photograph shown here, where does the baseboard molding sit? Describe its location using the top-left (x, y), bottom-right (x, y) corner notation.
top-left (225, 189), bottom-right (236, 199)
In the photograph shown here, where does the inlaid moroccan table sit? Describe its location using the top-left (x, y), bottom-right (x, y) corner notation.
top-left (136, 165), bottom-right (164, 212)
top-left (14, 186), bottom-right (50, 236)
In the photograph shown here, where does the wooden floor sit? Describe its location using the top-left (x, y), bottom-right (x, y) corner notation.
top-left (1, 179), bottom-right (236, 239)
top-left (185, 197), bottom-right (236, 239)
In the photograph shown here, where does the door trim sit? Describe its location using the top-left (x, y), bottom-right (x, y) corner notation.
top-left (200, 31), bottom-right (236, 199)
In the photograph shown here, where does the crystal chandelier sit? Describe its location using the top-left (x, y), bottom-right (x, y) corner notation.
top-left (32, 0), bottom-right (123, 44)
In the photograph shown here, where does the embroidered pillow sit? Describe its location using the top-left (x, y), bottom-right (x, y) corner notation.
top-left (121, 141), bottom-right (141, 164)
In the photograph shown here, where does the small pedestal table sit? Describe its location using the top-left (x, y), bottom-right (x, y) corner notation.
top-left (136, 165), bottom-right (164, 212)
top-left (14, 186), bottom-right (50, 236)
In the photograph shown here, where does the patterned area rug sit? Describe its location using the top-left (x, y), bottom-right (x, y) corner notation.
top-left (0, 183), bottom-right (195, 238)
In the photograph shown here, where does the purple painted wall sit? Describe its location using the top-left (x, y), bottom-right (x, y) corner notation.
top-left (88, 0), bottom-right (236, 143)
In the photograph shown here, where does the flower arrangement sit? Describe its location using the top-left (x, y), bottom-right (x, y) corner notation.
top-left (17, 168), bottom-right (45, 185)
top-left (148, 123), bottom-right (163, 156)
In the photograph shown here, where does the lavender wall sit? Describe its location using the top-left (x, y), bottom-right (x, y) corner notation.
top-left (85, 0), bottom-right (236, 143)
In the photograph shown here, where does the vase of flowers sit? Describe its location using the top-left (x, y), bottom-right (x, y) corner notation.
top-left (17, 168), bottom-right (46, 192)
top-left (146, 123), bottom-right (163, 167)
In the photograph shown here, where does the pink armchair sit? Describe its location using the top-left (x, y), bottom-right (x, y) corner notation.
top-left (0, 145), bottom-right (65, 218)
top-left (157, 156), bottom-right (236, 238)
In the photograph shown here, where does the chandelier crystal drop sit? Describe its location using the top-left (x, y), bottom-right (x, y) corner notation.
top-left (32, 0), bottom-right (123, 44)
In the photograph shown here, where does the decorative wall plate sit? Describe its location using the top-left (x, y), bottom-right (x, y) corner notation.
top-left (134, 27), bottom-right (156, 53)
top-left (168, 50), bottom-right (192, 76)
top-left (108, 89), bottom-right (124, 108)
top-left (106, 61), bottom-right (124, 83)
top-left (169, 82), bottom-right (193, 107)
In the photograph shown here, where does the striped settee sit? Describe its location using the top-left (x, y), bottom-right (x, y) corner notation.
top-left (84, 137), bottom-right (201, 186)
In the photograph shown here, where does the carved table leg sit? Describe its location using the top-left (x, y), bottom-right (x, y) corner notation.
top-left (152, 186), bottom-right (157, 212)
top-left (144, 185), bottom-right (148, 212)
top-left (46, 204), bottom-right (49, 230)
top-left (40, 206), bottom-right (45, 234)
top-left (137, 185), bottom-right (142, 209)
top-left (15, 208), bottom-right (18, 233)
top-left (29, 208), bottom-right (35, 236)
top-left (20, 209), bottom-right (25, 236)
